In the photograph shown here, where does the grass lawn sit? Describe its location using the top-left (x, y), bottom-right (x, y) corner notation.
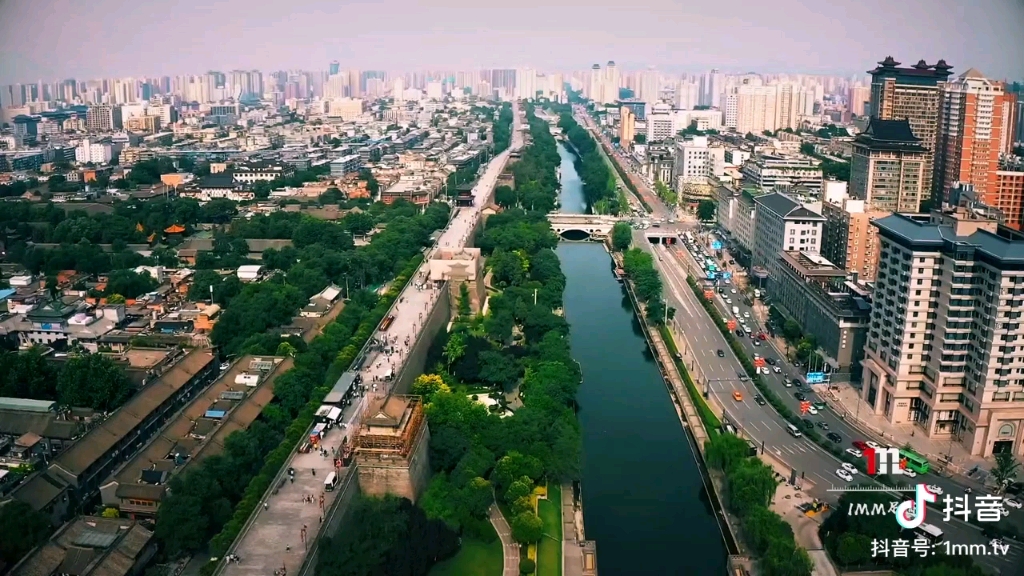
top-left (430, 523), bottom-right (503, 576)
top-left (536, 483), bottom-right (563, 576)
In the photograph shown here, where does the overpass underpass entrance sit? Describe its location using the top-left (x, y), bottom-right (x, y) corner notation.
top-left (646, 233), bottom-right (678, 245)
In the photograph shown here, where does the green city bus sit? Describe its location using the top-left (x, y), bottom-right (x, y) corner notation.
top-left (899, 448), bottom-right (930, 474)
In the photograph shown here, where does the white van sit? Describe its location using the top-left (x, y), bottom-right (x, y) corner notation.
top-left (786, 423), bottom-right (803, 438)
top-left (732, 306), bottom-right (740, 316)
top-left (324, 471), bottom-right (339, 491)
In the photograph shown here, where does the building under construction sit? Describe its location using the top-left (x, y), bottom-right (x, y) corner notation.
top-left (353, 394), bottom-right (431, 502)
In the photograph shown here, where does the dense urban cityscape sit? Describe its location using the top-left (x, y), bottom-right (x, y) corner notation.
top-left (1, 2), bottom-right (1024, 575)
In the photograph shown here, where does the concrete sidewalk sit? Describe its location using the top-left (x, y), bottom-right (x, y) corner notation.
top-left (820, 383), bottom-right (991, 480)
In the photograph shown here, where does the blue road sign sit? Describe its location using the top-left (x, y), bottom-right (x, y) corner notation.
top-left (806, 372), bottom-right (825, 384)
top-left (712, 241), bottom-right (723, 250)
top-left (706, 272), bottom-right (716, 280)
top-left (723, 272), bottom-right (732, 279)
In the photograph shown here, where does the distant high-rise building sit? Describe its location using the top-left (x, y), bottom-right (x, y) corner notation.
top-left (734, 84), bottom-right (778, 134)
top-left (675, 82), bottom-right (699, 110)
top-left (868, 56), bottom-right (954, 203)
top-left (604, 61), bottom-right (620, 105)
top-left (329, 61), bottom-right (340, 76)
top-left (934, 69), bottom-right (1012, 205)
top-left (847, 85), bottom-right (871, 117)
top-left (637, 67), bottom-right (660, 105)
top-left (515, 68), bottom-right (537, 100)
top-left (619, 106), bottom-right (635, 146)
top-left (587, 64), bottom-right (602, 103)
top-left (699, 69), bottom-right (723, 108)
top-left (393, 77), bottom-right (405, 102)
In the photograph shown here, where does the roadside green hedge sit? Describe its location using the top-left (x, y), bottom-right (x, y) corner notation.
top-left (598, 138), bottom-right (653, 213)
top-left (202, 257), bottom-right (423, 568)
top-left (658, 324), bottom-right (721, 436)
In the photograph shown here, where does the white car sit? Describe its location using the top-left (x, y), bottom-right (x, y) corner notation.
top-left (926, 484), bottom-right (944, 495)
top-left (865, 441), bottom-right (883, 451)
top-left (773, 366), bottom-right (782, 374)
top-left (1006, 498), bottom-right (1023, 509)
top-left (784, 380), bottom-right (793, 388)
top-left (846, 448), bottom-right (863, 458)
top-left (743, 311), bottom-right (750, 318)
top-left (901, 469), bottom-right (918, 478)
top-left (837, 469), bottom-right (854, 482)
top-left (841, 462), bottom-right (859, 475)
top-left (807, 406), bottom-right (818, 415)
top-left (731, 288), bottom-right (738, 294)
top-left (725, 298), bottom-right (733, 305)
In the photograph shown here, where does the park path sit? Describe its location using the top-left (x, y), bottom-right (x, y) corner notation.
top-left (489, 504), bottom-right (520, 576)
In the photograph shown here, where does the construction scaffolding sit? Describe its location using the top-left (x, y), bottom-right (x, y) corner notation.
top-left (353, 395), bottom-right (424, 459)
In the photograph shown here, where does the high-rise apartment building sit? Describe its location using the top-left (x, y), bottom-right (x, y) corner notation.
top-left (821, 195), bottom-right (887, 282)
top-left (85, 104), bottom-right (115, 132)
top-left (996, 156), bottom-right (1024, 229)
top-left (850, 119), bottom-right (929, 212)
top-left (515, 68), bottom-right (537, 100)
top-left (618, 106), bottom-right (635, 146)
top-left (934, 69), bottom-right (1011, 204)
top-left (734, 84), bottom-right (779, 135)
top-left (868, 56), bottom-right (954, 204)
top-left (862, 201), bottom-right (1024, 457)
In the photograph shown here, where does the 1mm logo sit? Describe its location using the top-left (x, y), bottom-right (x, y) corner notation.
top-left (864, 447), bottom-right (907, 475)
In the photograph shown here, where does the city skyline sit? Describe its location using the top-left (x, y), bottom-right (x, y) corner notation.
top-left (1, 0), bottom-right (1023, 83)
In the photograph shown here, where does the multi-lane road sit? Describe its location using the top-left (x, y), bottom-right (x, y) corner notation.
top-left (582, 109), bottom-right (1024, 571)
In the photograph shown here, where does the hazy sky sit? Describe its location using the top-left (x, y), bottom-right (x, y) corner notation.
top-left (1, 0), bottom-right (1022, 83)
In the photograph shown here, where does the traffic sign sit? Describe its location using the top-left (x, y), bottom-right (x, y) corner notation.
top-left (806, 372), bottom-right (826, 384)
top-left (800, 401), bottom-right (811, 415)
top-left (754, 357), bottom-right (766, 368)
top-left (704, 290), bottom-right (715, 299)
top-left (726, 319), bottom-right (737, 330)
top-left (723, 272), bottom-right (732, 279)
top-left (706, 272), bottom-right (715, 280)
top-left (712, 241), bottom-right (723, 250)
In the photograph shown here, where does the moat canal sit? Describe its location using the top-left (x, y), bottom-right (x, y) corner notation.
top-left (555, 142), bottom-right (727, 575)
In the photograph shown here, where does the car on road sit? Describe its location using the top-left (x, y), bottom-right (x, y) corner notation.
top-left (837, 469), bottom-right (854, 482)
top-left (792, 378), bottom-right (802, 387)
top-left (765, 357), bottom-right (776, 365)
top-left (732, 391), bottom-right (743, 401)
top-left (753, 340), bottom-right (761, 347)
top-left (737, 370), bottom-right (749, 381)
top-left (852, 440), bottom-right (869, 451)
top-left (827, 432), bottom-right (842, 443)
top-left (784, 379), bottom-right (793, 388)
top-left (865, 441), bottom-right (883, 451)
top-left (1005, 498), bottom-right (1022, 509)
top-left (846, 448), bottom-right (863, 458)
top-left (841, 462), bottom-right (859, 475)
top-left (773, 366), bottom-right (782, 374)
top-left (735, 329), bottom-right (745, 337)
top-left (795, 392), bottom-right (807, 401)
top-left (816, 421), bottom-right (829, 430)
top-left (717, 349), bottom-right (725, 357)
top-left (754, 394), bottom-right (766, 405)
top-left (807, 406), bottom-right (818, 415)
top-left (926, 484), bottom-right (943, 495)
top-left (743, 311), bottom-right (750, 318)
